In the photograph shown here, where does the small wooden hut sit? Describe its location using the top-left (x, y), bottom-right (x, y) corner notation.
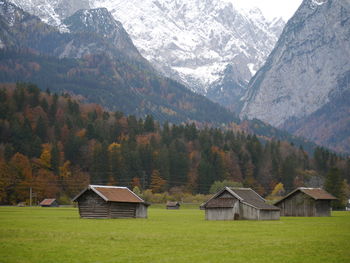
top-left (274, 187), bottom-right (336, 217)
top-left (166, 201), bottom-right (180, 209)
top-left (40, 199), bottom-right (59, 207)
top-left (202, 187), bottom-right (280, 220)
top-left (72, 185), bottom-right (149, 219)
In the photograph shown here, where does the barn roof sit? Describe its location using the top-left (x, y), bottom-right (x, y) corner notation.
top-left (166, 201), bottom-right (180, 207)
top-left (39, 199), bottom-right (57, 206)
top-left (228, 188), bottom-right (280, 211)
top-left (202, 187), bottom-right (279, 211)
top-left (72, 185), bottom-right (145, 203)
top-left (205, 198), bottom-right (236, 208)
top-left (275, 188), bottom-right (337, 205)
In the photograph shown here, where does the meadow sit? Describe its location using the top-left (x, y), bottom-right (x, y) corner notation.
top-left (0, 205), bottom-right (349, 263)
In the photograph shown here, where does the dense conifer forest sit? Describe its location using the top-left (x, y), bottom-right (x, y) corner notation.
top-left (0, 83), bottom-right (349, 207)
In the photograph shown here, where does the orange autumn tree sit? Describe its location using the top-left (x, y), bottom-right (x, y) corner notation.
top-left (150, 170), bottom-right (166, 193)
top-left (33, 169), bottom-right (59, 201)
top-left (9, 153), bottom-right (34, 203)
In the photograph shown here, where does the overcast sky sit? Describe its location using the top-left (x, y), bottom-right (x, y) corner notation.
top-left (234, 0), bottom-right (304, 21)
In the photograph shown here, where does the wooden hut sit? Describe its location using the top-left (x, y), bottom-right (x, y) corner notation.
top-left (72, 185), bottom-right (149, 219)
top-left (202, 187), bottom-right (280, 220)
top-left (274, 187), bottom-right (336, 217)
top-left (40, 199), bottom-right (59, 207)
top-left (166, 201), bottom-right (180, 209)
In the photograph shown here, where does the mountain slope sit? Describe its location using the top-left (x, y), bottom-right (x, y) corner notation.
top-left (282, 86), bottom-right (350, 153)
top-left (0, 0), bottom-right (237, 124)
top-left (240, 0), bottom-right (350, 152)
top-left (9, 0), bottom-right (284, 111)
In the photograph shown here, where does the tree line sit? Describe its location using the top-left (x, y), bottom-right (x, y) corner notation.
top-left (0, 83), bottom-right (349, 207)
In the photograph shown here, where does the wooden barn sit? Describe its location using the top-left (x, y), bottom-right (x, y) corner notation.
top-left (72, 185), bottom-right (149, 219)
top-left (166, 201), bottom-right (180, 209)
top-left (202, 187), bottom-right (280, 220)
top-left (40, 199), bottom-right (59, 207)
top-left (274, 187), bottom-right (336, 217)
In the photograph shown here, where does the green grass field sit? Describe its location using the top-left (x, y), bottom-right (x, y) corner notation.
top-left (0, 205), bottom-right (349, 263)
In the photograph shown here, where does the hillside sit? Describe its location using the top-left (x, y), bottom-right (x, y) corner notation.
top-left (0, 83), bottom-right (348, 204)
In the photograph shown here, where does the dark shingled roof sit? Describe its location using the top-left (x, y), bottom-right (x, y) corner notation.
top-left (300, 188), bottom-right (337, 200)
top-left (166, 201), bottom-right (180, 207)
top-left (205, 198), bottom-right (236, 208)
top-left (228, 188), bottom-right (280, 211)
top-left (39, 199), bottom-right (57, 206)
top-left (275, 188), bottom-right (337, 205)
top-left (72, 185), bottom-right (145, 203)
top-left (202, 187), bottom-right (279, 211)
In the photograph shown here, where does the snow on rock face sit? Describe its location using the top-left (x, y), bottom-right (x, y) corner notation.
top-left (9, 0), bottom-right (90, 30)
top-left (90, 0), bottom-right (284, 94)
top-left (62, 7), bottom-right (142, 61)
top-left (240, 0), bottom-right (350, 127)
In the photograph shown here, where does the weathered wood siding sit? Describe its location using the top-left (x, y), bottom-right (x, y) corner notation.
top-left (135, 204), bottom-right (148, 218)
top-left (240, 203), bottom-right (259, 220)
top-left (205, 208), bottom-right (235, 220)
top-left (110, 202), bottom-right (136, 218)
top-left (315, 200), bottom-right (331, 217)
top-left (276, 192), bottom-right (331, 217)
top-left (259, 210), bottom-right (280, 220)
top-left (77, 190), bottom-right (109, 218)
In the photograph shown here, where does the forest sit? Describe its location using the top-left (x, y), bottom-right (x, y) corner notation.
top-left (0, 83), bottom-right (349, 207)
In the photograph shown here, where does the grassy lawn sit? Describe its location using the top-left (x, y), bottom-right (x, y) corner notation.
top-left (0, 205), bottom-right (349, 263)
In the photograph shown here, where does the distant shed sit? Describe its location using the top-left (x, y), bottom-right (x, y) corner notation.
top-left (166, 201), bottom-right (180, 209)
top-left (72, 185), bottom-right (149, 219)
top-left (274, 187), bottom-right (336, 217)
top-left (40, 199), bottom-right (59, 207)
top-left (202, 187), bottom-right (280, 220)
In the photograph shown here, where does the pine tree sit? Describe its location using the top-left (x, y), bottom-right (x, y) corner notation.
top-left (35, 116), bottom-right (47, 141)
top-left (325, 167), bottom-right (346, 209)
top-left (51, 143), bottom-right (60, 175)
top-left (144, 115), bottom-right (155, 132)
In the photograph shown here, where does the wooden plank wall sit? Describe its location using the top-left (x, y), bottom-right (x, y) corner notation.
top-left (259, 210), bottom-right (280, 220)
top-left (240, 203), bottom-right (259, 220)
top-left (277, 192), bottom-right (317, 216)
top-left (135, 204), bottom-right (148, 218)
top-left (78, 190), bottom-right (109, 218)
top-left (315, 200), bottom-right (331, 216)
top-left (110, 202), bottom-right (136, 218)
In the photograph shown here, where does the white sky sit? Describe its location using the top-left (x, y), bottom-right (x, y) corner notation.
top-left (233, 0), bottom-right (304, 21)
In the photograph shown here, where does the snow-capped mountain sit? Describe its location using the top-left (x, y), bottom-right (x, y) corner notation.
top-left (0, 0), bottom-right (237, 124)
top-left (240, 0), bottom-right (350, 152)
top-left (91, 0), bottom-right (284, 95)
top-left (8, 0), bottom-right (284, 107)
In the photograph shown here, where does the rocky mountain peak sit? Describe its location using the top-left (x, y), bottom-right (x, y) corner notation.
top-left (63, 8), bottom-right (119, 37)
top-left (62, 7), bottom-right (143, 61)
